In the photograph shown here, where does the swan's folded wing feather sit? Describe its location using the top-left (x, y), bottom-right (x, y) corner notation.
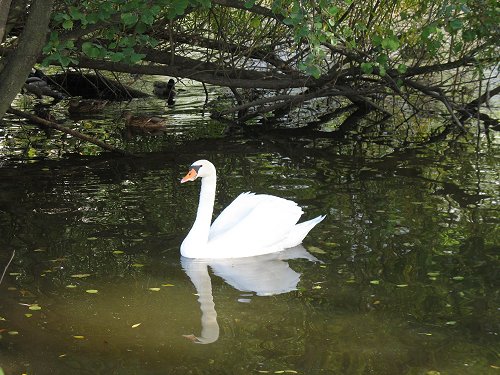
top-left (209, 192), bottom-right (259, 239)
top-left (208, 195), bottom-right (303, 253)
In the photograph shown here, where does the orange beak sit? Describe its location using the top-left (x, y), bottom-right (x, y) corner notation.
top-left (181, 168), bottom-right (198, 183)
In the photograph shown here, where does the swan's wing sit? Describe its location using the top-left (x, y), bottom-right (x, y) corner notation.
top-left (209, 192), bottom-right (260, 238)
top-left (208, 194), bottom-right (303, 252)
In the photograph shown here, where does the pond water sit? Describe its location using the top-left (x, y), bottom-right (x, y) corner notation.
top-left (0, 81), bottom-right (499, 374)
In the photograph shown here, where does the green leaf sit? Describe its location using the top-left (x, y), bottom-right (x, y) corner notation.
top-left (28, 304), bottom-right (42, 311)
top-left (27, 147), bottom-right (36, 158)
top-left (361, 62), bottom-right (373, 74)
top-left (85, 289), bottom-right (98, 294)
top-left (110, 52), bottom-right (125, 62)
top-left (397, 63), bottom-right (407, 74)
top-left (129, 53), bottom-right (146, 64)
top-left (328, 6), bottom-right (339, 15)
top-left (306, 64), bottom-right (322, 78)
top-left (421, 24), bottom-right (437, 40)
top-left (381, 36), bottom-right (399, 51)
top-left (121, 13), bottom-right (139, 26)
top-left (462, 29), bottom-right (475, 42)
top-left (62, 19), bottom-right (73, 29)
top-left (449, 19), bottom-right (463, 31)
top-left (250, 17), bottom-right (261, 28)
top-left (69, 7), bottom-right (84, 20)
top-left (81, 42), bottom-right (101, 58)
top-left (172, 0), bottom-right (189, 17)
top-left (244, 0), bottom-right (255, 9)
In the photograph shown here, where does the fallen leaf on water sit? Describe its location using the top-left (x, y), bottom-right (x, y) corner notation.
top-left (132, 323), bottom-right (141, 328)
top-left (28, 304), bottom-right (42, 311)
top-left (73, 335), bottom-right (85, 339)
top-left (66, 284), bottom-right (77, 288)
top-left (162, 284), bottom-right (174, 287)
top-left (427, 272), bottom-right (440, 277)
top-left (9, 272), bottom-right (21, 276)
top-left (148, 287), bottom-right (161, 292)
top-left (132, 263), bottom-right (144, 268)
top-left (0, 316), bottom-right (5, 321)
top-left (24, 314), bottom-right (32, 318)
top-left (85, 289), bottom-right (98, 294)
top-left (308, 246), bottom-right (326, 254)
top-left (59, 354), bottom-right (67, 358)
top-left (452, 276), bottom-right (464, 281)
top-left (8, 331), bottom-right (19, 335)
top-left (370, 280), bottom-right (380, 285)
top-left (396, 284), bottom-right (408, 288)
top-left (112, 250), bottom-right (124, 255)
top-left (71, 274), bottom-right (91, 278)
top-left (312, 285), bottom-right (322, 290)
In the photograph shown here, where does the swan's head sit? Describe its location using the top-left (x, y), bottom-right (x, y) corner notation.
top-left (181, 160), bottom-right (216, 183)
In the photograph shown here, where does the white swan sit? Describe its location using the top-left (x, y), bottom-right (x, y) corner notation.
top-left (180, 160), bottom-right (325, 259)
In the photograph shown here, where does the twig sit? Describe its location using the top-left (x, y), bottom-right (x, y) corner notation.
top-left (0, 250), bottom-right (15, 286)
top-left (7, 107), bottom-right (135, 156)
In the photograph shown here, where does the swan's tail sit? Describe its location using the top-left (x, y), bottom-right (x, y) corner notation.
top-left (283, 215), bottom-right (326, 249)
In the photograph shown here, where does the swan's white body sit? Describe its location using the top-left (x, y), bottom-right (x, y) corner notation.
top-left (180, 160), bottom-right (325, 259)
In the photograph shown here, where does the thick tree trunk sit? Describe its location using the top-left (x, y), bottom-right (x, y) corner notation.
top-left (0, 0), bottom-right (54, 119)
top-left (0, 0), bottom-right (13, 42)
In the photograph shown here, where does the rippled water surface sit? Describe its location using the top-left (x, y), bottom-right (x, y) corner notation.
top-left (0, 81), bottom-right (498, 374)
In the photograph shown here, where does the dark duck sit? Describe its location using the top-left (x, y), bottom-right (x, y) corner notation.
top-left (153, 78), bottom-right (176, 105)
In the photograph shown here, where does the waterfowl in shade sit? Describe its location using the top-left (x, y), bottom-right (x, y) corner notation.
top-left (68, 98), bottom-right (109, 115)
top-left (122, 110), bottom-right (167, 132)
top-left (180, 159), bottom-right (326, 259)
top-left (153, 78), bottom-right (176, 105)
top-left (23, 69), bottom-right (66, 102)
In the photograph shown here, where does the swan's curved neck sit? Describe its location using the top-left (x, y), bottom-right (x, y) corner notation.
top-left (184, 173), bottom-right (216, 251)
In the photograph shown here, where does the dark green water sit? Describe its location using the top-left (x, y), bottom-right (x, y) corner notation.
top-left (0, 82), bottom-right (498, 374)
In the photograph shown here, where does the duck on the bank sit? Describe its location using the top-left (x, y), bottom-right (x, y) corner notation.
top-left (68, 98), bottom-right (109, 115)
top-left (122, 110), bottom-right (167, 132)
top-left (153, 78), bottom-right (176, 105)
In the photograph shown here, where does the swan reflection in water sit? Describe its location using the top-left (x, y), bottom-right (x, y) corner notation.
top-left (181, 245), bottom-right (319, 344)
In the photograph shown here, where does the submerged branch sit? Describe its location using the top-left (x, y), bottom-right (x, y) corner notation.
top-left (7, 107), bottom-right (134, 156)
top-left (0, 250), bottom-right (15, 286)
